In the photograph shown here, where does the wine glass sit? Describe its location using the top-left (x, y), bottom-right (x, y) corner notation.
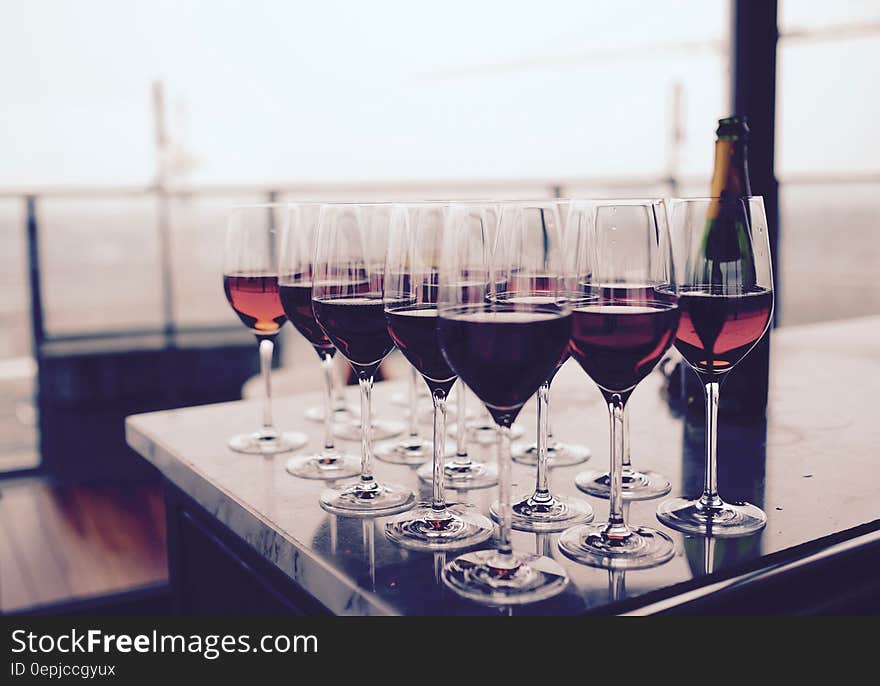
top-left (558, 199), bottom-right (679, 569)
top-left (489, 200), bottom-right (593, 533)
top-left (415, 203), bottom-right (499, 492)
top-left (278, 203), bottom-right (360, 479)
top-left (572, 199), bottom-right (673, 502)
top-left (312, 203), bottom-right (416, 516)
top-left (383, 202), bottom-right (493, 550)
top-left (222, 204), bottom-right (308, 455)
top-left (656, 196), bottom-right (773, 536)
top-left (438, 202), bottom-right (571, 605)
top-left (511, 199), bottom-right (591, 469)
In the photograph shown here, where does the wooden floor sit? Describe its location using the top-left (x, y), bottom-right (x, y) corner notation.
top-left (0, 480), bottom-right (167, 613)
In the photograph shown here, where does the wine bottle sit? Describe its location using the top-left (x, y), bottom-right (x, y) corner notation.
top-left (672, 115), bottom-right (771, 418)
top-left (702, 117), bottom-right (757, 290)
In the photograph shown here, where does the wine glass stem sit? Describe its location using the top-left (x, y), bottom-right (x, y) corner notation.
top-left (408, 367), bottom-right (420, 438)
top-left (358, 375), bottom-right (375, 483)
top-left (605, 393), bottom-right (630, 538)
top-left (332, 373), bottom-right (346, 411)
top-left (497, 424), bottom-right (513, 556)
top-left (454, 381), bottom-right (468, 462)
top-left (609, 569), bottom-right (625, 602)
top-left (258, 337), bottom-right (275, 431)
top-left (533, 381), bottom-right (551, 501)
top-left (320, 352), bottom-right (336, 451)
top-left (623, 408), bottom-right (632, 468)
top-left (431, 388), bottom-right (448, 511)
top-left (704, 536), bottom-right (715, 575)
top-left (701, 380), bottom-right (722, 508)
top-left (433, 552), bottom-right (446, 585)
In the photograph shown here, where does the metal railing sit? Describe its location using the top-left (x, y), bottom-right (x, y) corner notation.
top-left (12, 175), bottom-right (676, 352)
top-left (8, 170), bottom-right (880, 354)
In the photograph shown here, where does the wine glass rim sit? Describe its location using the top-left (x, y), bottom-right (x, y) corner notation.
top-left (391, 198), bottom-right (570, 203)
top-left (229, 202), bottom-right (286, 210)
top-left (568, 198), bottom-right (664, 206)
top-left (231, 201), bottom-right (397, 209)
top-left (496, 198), bottom-right (569, 206)
top-left (312, 201), bottom-right (393, 206)
top-left (665, 196), bottom-right (764, 203)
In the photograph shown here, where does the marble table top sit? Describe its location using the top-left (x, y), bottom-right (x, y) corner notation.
top-left (126, 316), bottom-right (880, 615)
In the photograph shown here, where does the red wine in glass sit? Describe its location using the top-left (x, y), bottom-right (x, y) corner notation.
top-left (672, 286), bottom-right (772, 375)
top-left (569, 300), bottom-right (680, 394)
top-left (491, 288), bottom-right (572, 374)
top-left (386, 305), bottom-right (455, 391)
top-left (223, 273), bottom-right (286, 335)
top-left (313, 295), bottom-right (396, 368)
top-left (505, 273), bottom-right (565, 294)
top-left (580, 282), bottom-right (676, 304)
top-left (279, 281), bottom-right (335, 356)
top-left (438, 304), bottom-right (572, 423)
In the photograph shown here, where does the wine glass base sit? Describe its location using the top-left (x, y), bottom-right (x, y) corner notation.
top-left (385, 503), bottom-right (493, 551)
top-left (558, 522), bottom-right (675, 570)
top-left (656, 497), bottom-right (767, 538)
top-left (490, 493), bottom-right (594, 533)
top-left (304, 404), bottom-right (356, 423)
top-left (334, 419), bottom-right (405, 442)
top-left (511, 441), bottom-right (592, 468)
top-left (319, 480), bottom-right (416, 518)
top-left (467, 421), bottom-right (524, 445)
top-left (374, 438), bottom-right (431, 466)
top-left (227, 430), bottom-right (307, 455)
top-left (575, 468), bottom-right (672, 501)
top-left (418, 459), bottom-right (498, 490)
top-left (442, 549), bottom-right (569, 605)
top-left (285, 452), bottom-right (360, 480)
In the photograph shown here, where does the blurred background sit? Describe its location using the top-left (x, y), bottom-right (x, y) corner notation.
top-left (0, 0), bottom-right (878, 612)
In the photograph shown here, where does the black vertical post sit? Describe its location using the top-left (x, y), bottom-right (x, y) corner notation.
top-left (26, 195), bottom-right (45, 352)
top-left (733, 0), bottom-right (780, 319)
top-left (722, 0), bottom-right (778, 419)
top-left (157, 189), bottom-right (176, 342)
top-left (26, 195), bottom-right (47, 475)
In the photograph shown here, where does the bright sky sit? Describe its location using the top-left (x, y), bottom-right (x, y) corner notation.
top-left (0, 0), bottom-right (877, 188)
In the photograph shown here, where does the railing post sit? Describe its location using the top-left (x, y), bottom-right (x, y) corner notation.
top-left (156, 187), bottom-right (176, 341)
top-left (25, 195), bottom-right (45, 353)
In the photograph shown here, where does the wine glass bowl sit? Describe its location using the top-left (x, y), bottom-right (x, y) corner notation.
top-left (223, 273), bottom-right (287, 335)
